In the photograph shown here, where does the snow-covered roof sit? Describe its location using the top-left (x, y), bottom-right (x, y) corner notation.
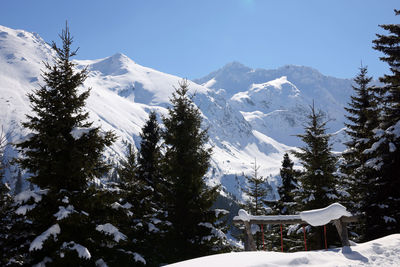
top-left (234, 203), bottom-right (353, 226)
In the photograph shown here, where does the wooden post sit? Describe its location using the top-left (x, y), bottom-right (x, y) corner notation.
top-left (243, 221), bottom-right (257, 251)
top-left (302, 225), bottom-right (307, 251)
top-left (333, 218), bottom-right (350, 247)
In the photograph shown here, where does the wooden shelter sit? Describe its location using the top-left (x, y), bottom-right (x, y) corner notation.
top-left (233, 211), bottom-right (359, 251)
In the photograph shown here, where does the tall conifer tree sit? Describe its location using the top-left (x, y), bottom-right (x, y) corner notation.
top-left (292, 103), bottom-right (338, 249)
top-left (12, 24), bottom-right (141, 266)
top-left (243, 160), bottom-right (269, 216)
top-left (137, 111), bottom-right (163, 200)
top-left (118, 143), bottom-right (137, 187)
top-left (340, 66), bottom-right (379, 240)
top-left (242, 160), bottom-right (269, 250)
top-left (116, 142), bottom-right (160, 266)
top-left (16, 25), bottom-right (114, 192)
top-left (363, 9), bottom-right (400, 240)
top-left (162, 80), bottom-right (227, 262)
top-left (278, 153), bottom-right (297, 215)
top-left (265, 153), bottom-right (300, 252)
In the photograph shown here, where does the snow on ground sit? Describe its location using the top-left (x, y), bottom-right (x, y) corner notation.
top-left (167, 234), bottom-right (400, 267)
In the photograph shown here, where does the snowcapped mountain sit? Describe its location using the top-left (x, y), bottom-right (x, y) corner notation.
top-left (0, 25), bottom-right (289, 200)
top-left (194, 62), bottom-right (354, 149)
top-left (0, 25), bottom-right (353, 200)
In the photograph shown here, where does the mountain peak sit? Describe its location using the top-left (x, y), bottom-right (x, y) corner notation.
top-left (88, 53), bottom-right (135, 76)
top-left (110, 52), bottom-right (131, 61)
top-left (221, 61), bottom-right (252, 72)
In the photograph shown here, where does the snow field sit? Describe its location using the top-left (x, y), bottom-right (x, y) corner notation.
top-left (166, 234), bottom-right (400, 267)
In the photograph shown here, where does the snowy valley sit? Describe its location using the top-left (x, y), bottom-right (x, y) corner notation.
top-left (167, 234), bottom-right (400, 267)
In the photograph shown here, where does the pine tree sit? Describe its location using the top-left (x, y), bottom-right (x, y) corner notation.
top-left (136, 111), bottom-right (170, 265)
top-left (136, 111), bottom-right (163, 200)
top-left (363, 9), bottom-right (400, 240)
top-left (162, 80), bottom-right (227, 262)
top-left (0, 128), bottom-right (30, 265)
top-left (277, 153), bottom-right (297, 215)
top-left (292, 103), bottom-right (339, 250)
top-left (118, 143), bottom-right (137, 186)
top-left (114, 142), bottom-right (160, 266)
top-left (115, 113), bottom-right (169, 266)
top-left (11, 24), bottom-right (142, 266)
top-left (242, 160), bottom-right (269, 250)
top-left (342, 66), bottom-right (378, 209)
top-left (16, 25), bottom-right (114, 192)
top-left (243, 160), bottom-right (269, 216)
top-left (340, 66), bottom-right (379, 240)
top-left (264, 154), bottom-right (301, 252)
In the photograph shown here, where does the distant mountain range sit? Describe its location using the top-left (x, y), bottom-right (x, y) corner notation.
top-left (0, 25), bottom-right (355, 200)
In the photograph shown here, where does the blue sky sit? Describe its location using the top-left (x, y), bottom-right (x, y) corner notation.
top-left (1, 0), bottom-right (398, 79)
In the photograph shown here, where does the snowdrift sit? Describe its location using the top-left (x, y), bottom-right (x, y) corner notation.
top-left (166, 234), bottom-right (400, 267)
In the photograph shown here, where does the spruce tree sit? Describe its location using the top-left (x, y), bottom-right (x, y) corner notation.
top-left (114, 142), bottom-right (160, 266)
top-left (243, 160), bottom-right (269, 216)
top-left (137, 111), bottom-right (170, 265)
top-left (242, 160), bottom-right (269, 250)
top-left (265, 154), bottom-right (301, 252)
top-left (363, 9), bottom-right (400, 240)
top-left (118, 143), bottom-right (137, 186)
top-left (11, 24), bottom-right (141, 266)
top-left (0, 129), bottom-right (31, 265)
top-left (136, 111), bottom-right (163, 200)
top-left (340, 66), bottom-right (379, 240)
top-left (16, 25), bottom-right (114, 192)
top-left (292, 103), bottom-right (339, 249)
top-left (115, 113), bottom-right (170, 266)
top-left (277, 153), bottom-right (297, 215)
top-left (162, 80), bottom-right (227, 262)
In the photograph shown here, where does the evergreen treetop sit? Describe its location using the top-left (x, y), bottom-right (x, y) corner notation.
top-left (341, 66), bottom-right (379, 211)
top-left (136, 111), bottom-right (163, 197)
top-left (292, 103), bottom-right (339, 250)
top-left (278, 153), bottom-right (297, 214)
top-left (243, 160), bottom-right (269, 216)
top-left (118, 143), bottom-right (137, 187)
top-left (292, 103), bottom-right (337, 210)
top-left (16, 23), bottom-right (115, 192)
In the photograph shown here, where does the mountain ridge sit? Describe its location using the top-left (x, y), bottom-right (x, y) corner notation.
top-left (1, 24), bottom-right (352, 200)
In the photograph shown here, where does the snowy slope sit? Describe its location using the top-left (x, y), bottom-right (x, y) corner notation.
top-left (167, 234), bottom-right (400, 267)
top-left (0, 25), bottom-right (291, 200)
top-left (195, 62), bottom-right (355, 150)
